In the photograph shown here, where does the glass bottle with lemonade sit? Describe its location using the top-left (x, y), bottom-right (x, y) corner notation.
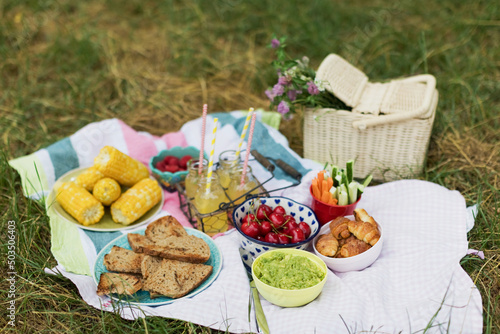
top-left (217, 150), bottom-right (241, 189)
top-left (193, 173), bottom-right (229, 236)
top-left (227, 165), bottom-right (260, 205)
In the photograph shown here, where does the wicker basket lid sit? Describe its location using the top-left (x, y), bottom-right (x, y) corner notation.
top-left (316, 54), bottom-right (368, 108)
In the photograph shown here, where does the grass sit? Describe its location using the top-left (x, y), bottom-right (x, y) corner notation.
top-left (0, 0), bottom-right (499, 332)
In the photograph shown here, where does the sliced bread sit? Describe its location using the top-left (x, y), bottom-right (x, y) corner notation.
top-left (103, 246), bottom-right (144, 274)
top-left (96, 272), bottom-right (142, 296)
top-left (143, 258), bottom-right (213, 299)
top-left (145, 216), bottom-right (188, 242)
top-left (141, 255), bottom-right (162, 279)
top-left (128, 233), bottom-right (210, 264)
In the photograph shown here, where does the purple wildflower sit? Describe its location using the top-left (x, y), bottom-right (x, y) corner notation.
top-left (277, 101), bottom-right (290, 116)
top-left (272, 83), bottom-right (285, 97)
top-left (278, 76), bottom-right (289, 86)
top-left (271, 38), bottom-right (280, 49)
top-left (307, 81), bottom-right (320, 95)
top-left (265, 89), bottom-right (275, 101)
top-left (287, 89), bottom-right (301, 101)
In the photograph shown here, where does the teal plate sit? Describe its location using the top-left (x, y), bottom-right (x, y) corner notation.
top-left (93, 227), bottom-right (223, 306)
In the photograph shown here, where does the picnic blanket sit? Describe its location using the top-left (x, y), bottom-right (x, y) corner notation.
top-left (9, 111), bottom-right (483, 333)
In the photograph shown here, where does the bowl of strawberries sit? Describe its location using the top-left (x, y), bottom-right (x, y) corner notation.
top-left (233, 196), bottom-right (321, 267)
top-left (149, 146), bottom-right (206, 192)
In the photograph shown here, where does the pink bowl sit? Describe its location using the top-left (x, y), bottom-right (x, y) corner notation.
top-left (309, 185), bottom-right (361, 226)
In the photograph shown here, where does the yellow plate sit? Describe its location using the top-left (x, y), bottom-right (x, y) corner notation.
top-left (47, 167), bottom-right (164, 232)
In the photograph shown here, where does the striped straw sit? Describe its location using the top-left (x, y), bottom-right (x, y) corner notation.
top-left (233, 108), bottom-right (254, 166)
top-left (240, 112), bottom-right (257, 186)
top-left (205, 118), bottom-right (218, 194)
top-left (198, 104), bottom-right (208, 174)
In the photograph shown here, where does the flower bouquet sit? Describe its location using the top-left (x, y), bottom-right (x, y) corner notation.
top-left (265, 36), bottom-right (351, 119)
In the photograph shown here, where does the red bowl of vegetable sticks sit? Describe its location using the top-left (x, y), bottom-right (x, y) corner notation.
top-left (309, 185), bottom-right (361, 226)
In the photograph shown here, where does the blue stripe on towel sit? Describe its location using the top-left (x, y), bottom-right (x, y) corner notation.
top-left (46, 138), bottom-right (80, 180)
top-left (84, 230), bottom-right (123, 255)
top-left (215, 112), bottom-right (310, 182)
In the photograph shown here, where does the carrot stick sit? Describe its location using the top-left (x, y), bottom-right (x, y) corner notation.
top-left (327, 177), bottom-right (333, 192)
top-left (321, 180), bottom-right (328, 196)
top-left (321, 191), bottom-right (330, 203)
top-left (330, 197), bottom-right (338, 205)
top-left (318, 170), bottom-right (325, 183)
top-left (312, 178), bottom-right (321, 199)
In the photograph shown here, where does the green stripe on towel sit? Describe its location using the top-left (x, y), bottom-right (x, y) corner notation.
top-left (8, 154), bottom-right (48, 198)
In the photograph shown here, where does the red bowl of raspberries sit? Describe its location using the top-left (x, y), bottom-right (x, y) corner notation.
top-left (149, 146), bottom-right (206, 192)
top-left (233, 196), bottom-right (321, 260)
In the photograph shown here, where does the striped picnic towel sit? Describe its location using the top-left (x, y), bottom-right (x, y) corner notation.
top-left (9, 111), bottom-right (483, 333)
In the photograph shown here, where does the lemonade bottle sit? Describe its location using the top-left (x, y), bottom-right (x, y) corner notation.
top-left (227, 165), bottom-right (260, 205)
top-left (193, 174), bottom-right (229, 236)
top-left (217, 150), bottom-right (241, 189)
top-left (185, 159), bottom-right (208, 200)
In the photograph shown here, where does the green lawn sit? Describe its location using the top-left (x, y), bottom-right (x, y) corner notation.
top-left (1, 0), bottom-right (499, 332)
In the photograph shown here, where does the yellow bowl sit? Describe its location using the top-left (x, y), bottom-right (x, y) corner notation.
top-left (251, 249), bottom-right (327, 307)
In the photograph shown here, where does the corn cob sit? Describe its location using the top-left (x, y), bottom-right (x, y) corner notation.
top-left (56, 182), bottom-right (104, 226)
top-left (75, 166), bottom-right (105, 191)
top-left (111, 178), bottom-right (162, 225)
top-left (93, 178), bottom-right (122, 206)
top-left (94, 146), bottom-right (149, 186)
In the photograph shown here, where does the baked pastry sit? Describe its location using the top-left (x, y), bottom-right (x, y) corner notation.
top-left (338, 236), bottom-right (371, 258)
top-left (329, 216), bottom-right (351, 239)
top-left (347, 220), bottom-right (380, 246)
top-left (354, 208), bottom-right (377, 227)
top-left (315, 233), bottom-right (339, 257)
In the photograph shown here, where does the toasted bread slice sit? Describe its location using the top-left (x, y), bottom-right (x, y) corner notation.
top-left (145, 216), bottom-right (188, 242)
top-left (141, 255), bottom-right (162, 279)
top-left (128, 233), bottom-right (210, 264)
top-left (96, 272), bottom-right (142, 296)
top-left (143, 258), bottom-right (213, 299)
top-left (103, 246), bottom-right (144, 274)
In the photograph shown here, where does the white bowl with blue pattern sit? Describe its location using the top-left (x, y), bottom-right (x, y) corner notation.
top-left (233, 196), bottom-right (320, 268)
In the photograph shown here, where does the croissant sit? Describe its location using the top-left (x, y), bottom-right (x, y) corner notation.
top-left (339, 236), bottom-right (371, 258)
top-left (315, 234), bottom-right (339, 257)
top-left (347, 220), bottom-right (380, 246)
top-left (329, 216), bottom-right (351, 239)
top-left (354, 208), bottom-right (377, 227)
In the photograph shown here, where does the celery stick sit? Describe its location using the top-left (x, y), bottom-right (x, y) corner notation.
top-left (348, 182), bottom-right (358, 204)
top-left (338, 191), bottom-right (348, 206)
top-left (346, 160), bottom-right (354, 184)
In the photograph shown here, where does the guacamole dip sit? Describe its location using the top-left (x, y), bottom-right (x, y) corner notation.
top-left (253, 251), bottom-right (325, 290)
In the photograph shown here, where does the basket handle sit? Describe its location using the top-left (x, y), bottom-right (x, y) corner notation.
top-left (352, 74), bottom-right (436, 130)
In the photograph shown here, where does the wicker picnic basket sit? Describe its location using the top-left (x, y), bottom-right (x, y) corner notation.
top-left (303, 54), bottom-right (439, 181)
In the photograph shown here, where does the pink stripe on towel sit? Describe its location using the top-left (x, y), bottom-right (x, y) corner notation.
top-left (118, 121), bottom-right (159, 167)
top-left (161, 132), bottom-right (188, 149)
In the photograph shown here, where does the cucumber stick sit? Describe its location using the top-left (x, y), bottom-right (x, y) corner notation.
top-left (320, 162), bottom-right (373, 204)
top-left (338, 191), bottom-right (348, 206)
top-left (348, 182), bottom-right (358, 204)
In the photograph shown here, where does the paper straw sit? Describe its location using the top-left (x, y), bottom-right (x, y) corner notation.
top-left (233, 108), bottom-right (254, 166)
top-left (198, 104), bottom-right (208, 174)
top-left (205, 118), bottom-right (218, 194)
top-left (240, 113), bottom-right (257, 186)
